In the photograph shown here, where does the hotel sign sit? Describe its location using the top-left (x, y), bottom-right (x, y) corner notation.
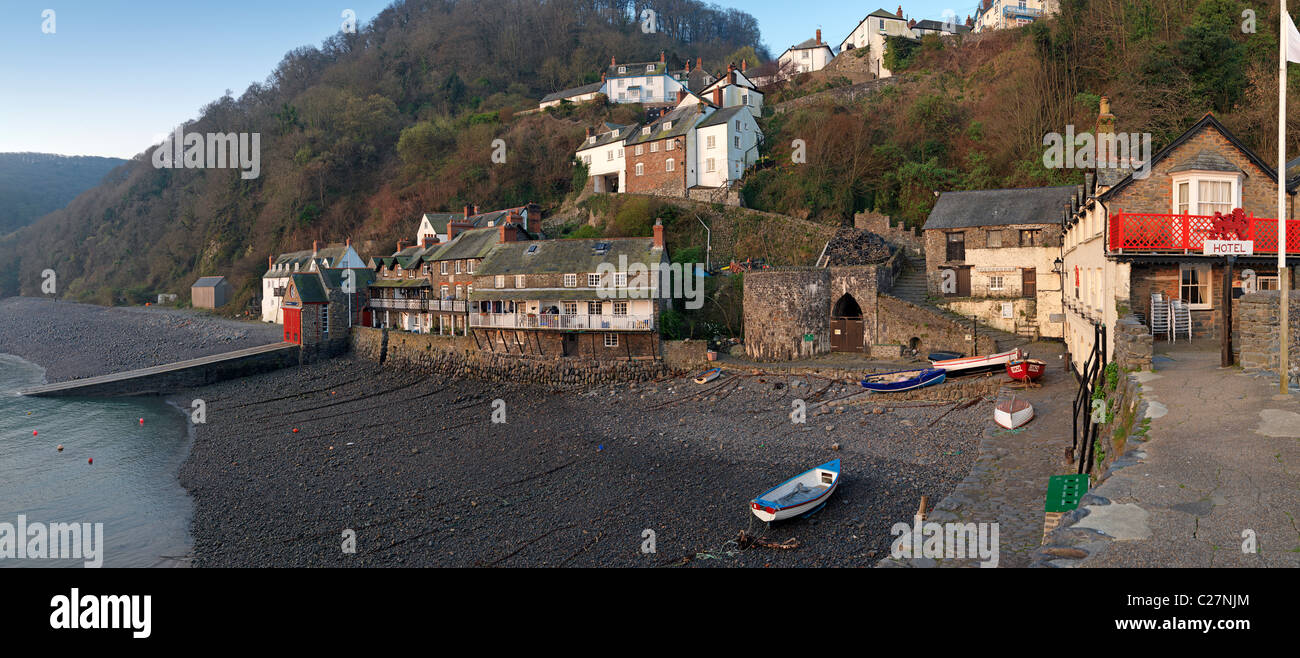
top-left (1203, 240), bottom-right (1253, 256)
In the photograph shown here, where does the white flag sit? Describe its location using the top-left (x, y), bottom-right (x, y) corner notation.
top-left (1286, 10), bottom-right (1300, 63)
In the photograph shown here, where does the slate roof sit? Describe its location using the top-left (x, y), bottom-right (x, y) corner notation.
top-left (789, 38), bottom-right (834, 50)
top-left (607, 61), bottom-right (668, 79)
top-left (912, 19), bottom-right (971, 33)
top-left (577, 123), bottom-right (637, 152)
top-left (192, 276), bottom-right (226, 288)
top-left (422, 227), bottom-right (504, 262)
top-left (687, 69), bottom-right (714, 94)
top-left (1167, 149), bottom-right (1243, 174)
top-left (319, 268), bottom-right (375, 291)
top-left (475, 238), bottom-right (663, 277)
top-left (923, 186), bottom-right (1077, 231)
top-left (541, 81), bottom-right (605, 104)
top-left (290, 273), bottom-right (328, 303)
top-left (697, 105), bottom-right (748, 129)
top-left (868, 8), bottom-right (904, 19)
top-left (624, 104), bottom-right (706, 146)
top-left (265, 246), bottom-right (354, 277)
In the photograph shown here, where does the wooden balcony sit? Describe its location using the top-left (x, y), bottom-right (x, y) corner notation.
top-left (470, 313), bottom-right (654, 332)
top-left (370, 298), bottom-right (467, 312)
top-left (1108, 208), bottom-right (1300, 255)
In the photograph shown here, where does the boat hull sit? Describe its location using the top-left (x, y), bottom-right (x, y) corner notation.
top-left (994, 399), bottom-right (1034, 429)
top-left (751, 459), bottom-right (841, 522)
top-left (1006, 359), bottom-right (1046, 381)
top-left (860, 368), bottom-right (946, 393)
top-left (932, 348), bottom-right (1024, 375)
top-left (694, 368), bottom-right (721, 384)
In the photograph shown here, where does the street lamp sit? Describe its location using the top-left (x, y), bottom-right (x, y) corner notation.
top-left (696, 213), bottom-right (711, 273)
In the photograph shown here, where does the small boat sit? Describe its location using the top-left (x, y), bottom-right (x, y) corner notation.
top-left (927, 351), bottom-right (964, 362)
top-left (1006, 358), bottom-right (1046, 381)
top-left (750, 459), bottom-right (841, 522)
top-left (861, 368), bottom-right (946, 393)
top-left (994, 397), bottom-right (1034, 429)
top-left (694, 367), bottom-right (721, 384)
top-left (931, 348), bottom-right (1024, 375)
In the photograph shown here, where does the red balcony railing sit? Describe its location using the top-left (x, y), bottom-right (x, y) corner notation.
top-left (1108, 208), bottom-right (1300, 254)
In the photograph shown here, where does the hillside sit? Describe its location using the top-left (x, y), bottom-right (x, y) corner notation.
top-left (0, 0), bottom-right (762, 305)
top-left (3, 0), bottom-right (1296, 307)
top-left (0, 153), bottom-right (127, 235)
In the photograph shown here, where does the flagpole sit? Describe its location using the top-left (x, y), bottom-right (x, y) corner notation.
top-left (1281, 5), bottom-right (1291, 395)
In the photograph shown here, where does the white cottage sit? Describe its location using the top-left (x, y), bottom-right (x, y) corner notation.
top-left (262, 241), bottom-right (365, 324)
top-left (777, 30), bottom-right (836, 78)
top-left (838, 7), bottom-right (916, 79)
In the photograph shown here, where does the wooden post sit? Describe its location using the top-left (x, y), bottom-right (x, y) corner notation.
top-left (1222, 256), bottom-right (1235, 367)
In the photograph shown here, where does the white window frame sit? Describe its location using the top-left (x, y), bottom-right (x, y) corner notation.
top-left (564, 273), bottom-right (577, 287)
top-left (613, 301), bottom-right (628, 316)
top-left (707, 135), bottom-right (716, 150)
top-left (1170, 172), bottom-right (1242, 216)
top-left (1180, 263), bottom-right (1213, 310)
top-left (650, 142), bottom-right (659, 153)
top-left (635, 163), bottom-right (644, 176)
top-left (988, 275), bottom-right (1004, 291)
top-left (515, 274), bottom-right (526, 288)
top-left (440, 261), bottom-right (448, 275)
top-left (466, 260), bottom-right (475, 274)
top-left (495, 275), bottom-right (505, 289)
top-left (587, 301), bottom-right (602, 315)
top-left (614, 272), bottom-right (628, 288)
top-left (563, 302), bottom-right (578, 315)
top-left (666, 159), bottom-right (675, 172)
top-left (588, 273), bottom-right (601, 287)
top-left (604, 333), bottom-right (618, 347)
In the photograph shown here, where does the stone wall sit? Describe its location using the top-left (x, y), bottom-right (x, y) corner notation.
top-left (770, 77), bottom-right (899, 114)
top-left (1113, 315), bottom-right (1153, 371)
top-left (855, 211), bottom-right (923, 255)
top-left (940, 298), bottom-right (1037, 338)
top-left (662, 339), bottom-right (710, 371)
top-left (1236, 291), bottom-right (1300, 377)
top-left (876, 294), bottom-right (998, 356)
top-left (350, 327), bottom-right (672, 386)
top-left (743, 268), bottom-right (831, 361)
top-left (687, 186), bottom-right (743, 207)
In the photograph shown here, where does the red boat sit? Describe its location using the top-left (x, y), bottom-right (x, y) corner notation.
top-left (1006, 359), bottom-right (1046, 381)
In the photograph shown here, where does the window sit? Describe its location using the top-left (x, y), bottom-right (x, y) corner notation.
top-left (618, 148), bottom-right (624, 158)
top-left (588, 273), bottom-right (601, 287)
top-left (604, 333), bottom-right (619, 347)
top-left (613, 301), bottom-right (628, 315)
top-left (666, 140), bottom-right (675, 151)
top-left (495, 275), bottom-right (505, 288)
top-left (455, 285), bottom-right (463, 299)
top-left (635, 145), bottom-right (644, 156)
top-left (1258, 276), bottom-right (1281, 291)
top-left (735, 136), bottom-right (741, 148)
top-left (666, 159), bottom-right (675, 172)
top-left (946, 232), bottom-right (966, 262)
top-left (1176, 181), bottom-right (1190, 214)
top-left (650, 142), bottom-right (659, 153)
top-left (707, 135), bottom-right (716, 149)
top-left (455, 260), bottom-right (462, 274)
top-left (735, 121), bottom-right (741, 132)
top-left (742, 94), bottom-right (749, 106)
top-left (642, 127), bottom-right (651, 136)
top-left (440, 261), bottom-right (448, 275)
top-left (564, 273), bottom-right (577, 287)
top-left (1181, 264), bottom-right (1212, 309)
top-left (614, 272), bottom-right (628, 287)
top-left (583, 155), bottom-right (591, 165)
top-left (607, 150), bottom-right (614, 161)
top-left (987, 230), bottom-right (1002, 248)
top-left (706, 158), bottom-right (716, 172)
top-left (441, 285), bottom-right (449, 299)
top-left (321, 306), bottom-right (329, 334)
top-left (619, 66), bottom-right (627, 74)
top-left (422, 264), bottom-right (430, 276)
top-left (1197, 180), bottom-right (1232, 215)
top-left (515, 275), bottom-right (525, 288)
top-left (1172, 175), bottom-right (1239, 215)
top-left (1019, 229), bottom-right (1041, 247)
top-left (466, 260), bottom-right (475, 274)
top-left (587, 301), bottom-right (602, 315)
top-left (635, 163), bottom-right (644, 176)
top-left (564, 302), bottom-right (577, 315)
top-left (989, 276), bottom-right (1004, 291)
top-left (646, 64), bottom-right (654, 72)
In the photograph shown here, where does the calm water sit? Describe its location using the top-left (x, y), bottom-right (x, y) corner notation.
top-left (0, 354), bottom-right (192, 567)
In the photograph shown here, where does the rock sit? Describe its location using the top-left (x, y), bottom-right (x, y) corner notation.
top-left (831, 443), bottom-right (840, 451)
top-left (1041, 547), bottom-right (1088, 559)
top-left (824, 425), bottom-right (835, 432)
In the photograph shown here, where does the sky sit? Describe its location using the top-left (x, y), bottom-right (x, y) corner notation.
top-left (0, 1), bottom-right (979, 159)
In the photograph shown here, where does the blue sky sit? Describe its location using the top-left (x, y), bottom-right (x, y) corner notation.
top-left (0, 1), bottom-right (976, 158)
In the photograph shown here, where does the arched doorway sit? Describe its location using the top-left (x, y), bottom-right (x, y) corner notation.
top-left (830, 294), bottom-right (865, 353)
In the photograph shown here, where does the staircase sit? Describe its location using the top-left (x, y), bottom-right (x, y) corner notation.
top-left (886, 253), bottom-right (1030, 352)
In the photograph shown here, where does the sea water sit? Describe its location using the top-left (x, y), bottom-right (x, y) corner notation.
top-left (0, 354), bottom-right (192, 567)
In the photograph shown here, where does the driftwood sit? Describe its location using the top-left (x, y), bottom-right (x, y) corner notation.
top-left (737, 531), bottom-right (800, 551)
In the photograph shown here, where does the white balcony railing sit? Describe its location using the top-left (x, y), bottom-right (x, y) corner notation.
top-left (370, 298), bottom-right (468, 312)
top-left (469, 313), bottom-right (654, 331)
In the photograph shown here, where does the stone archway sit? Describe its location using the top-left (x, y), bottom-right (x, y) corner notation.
top-left (831, 294), bottom-right (864, 353)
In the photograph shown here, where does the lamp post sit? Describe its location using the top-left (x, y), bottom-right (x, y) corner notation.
top-left (696, 213), bottom-right (711, 273)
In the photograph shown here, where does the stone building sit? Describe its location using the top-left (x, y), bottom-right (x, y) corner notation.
top-left (923, 185), bottom-right (1073, 339)
top-left (1063, 107), bottom-right (1298, 372)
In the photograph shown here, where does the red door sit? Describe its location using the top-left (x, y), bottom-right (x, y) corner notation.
top-left (283, 307), bottom-right (302, 345)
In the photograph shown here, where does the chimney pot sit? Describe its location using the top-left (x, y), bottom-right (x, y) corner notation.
top-left (816, 29), bottom-right (822, 44)
top-left (611, 56), bottom-right (616, 66)
top-left (652, 218), bottom-right (665, 249)
top-left (897, 5), bottom-right (903, 17)
top-left (313, 240), bottom-right (319, 255)
top-left (713, 88), bottom-right (722, 106)
top-left (464, 205), bottom-right (471, 219)
top-left (697, 57), bottom-right (702, 70)
top-left (269, 255), bottom-right (274, 268)
top-left (660, 51), bottom-right (665, 64)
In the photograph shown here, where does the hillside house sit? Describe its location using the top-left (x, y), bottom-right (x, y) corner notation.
top-left (777, 30), bottom-right (836, 77)
top-left (973, 0), bottom-right (1059, 33)
top-left (469, 222), bottom-right (669, 359)
top-left (603, 53), bottom-right (689, 105)
top-left (539, 81), bottom-right (606, 110)
top-left (576, 123), bottom-right (636, 194)
top-left (910, 19), bottom-right (972, 37)
top-left (191, 276), bottom-right (231, 309)
top-left (923, 186), bottom-right (1074, 339)
top-left (693, 63), bottom-right (764, 119)
top-left (368, 206), bottom-right (538, 334)
top-left (838, 7), bottom-right (915, 79)
top-left (262, 241), bottom-right (366, 324)
top-left (1063, 106), bottom-right (1298, 372)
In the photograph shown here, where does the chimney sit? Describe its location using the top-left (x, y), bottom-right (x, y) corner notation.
top-left (816, 29), bottom-right (822, 44)
top-left (1097, 96), bottom-right (1116, 136)
top-left (396, 240), bottom-right (405, 253)
top-left (713, 87), bottom-right (722, 106)
top-left (499, 224), bottom-right (523, 243)
top-left (464, 204), bottom-right (471, 219)
top-left (908, 18), bottom-right (916, 29)
top-left (346, 237), bottom-right (351, 248)
top-left (660, 51), bottom-right (665, 64)
top-left (676, 89), bottom-right (687, 104)
top-left (652, 218), bottom-right (665, 249)
top-left (269, 255), bottom-right (274, 269)
top-left (697, 57), bottom-right (702, 70)
top-left (728, 64), bottom-right (736, 85)
top-left (685, 59), bottom-right (691, 73)
top-left (313, 240), bottom-right (319, 257)
top-left (741, 60), bottom-right (747, 72)
top-left (611, 56), bottom-right (616, 66)
top-left (586, 126), bottom-right (593, 138)
top-left (447, 220), bottom-right (473, 242)
top-left (897, 5), bottom-right (903, 17)
top-left (473, 205), bottom-right (480, 216)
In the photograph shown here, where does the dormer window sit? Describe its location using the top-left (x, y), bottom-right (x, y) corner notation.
top-left (1171, 173), bottom-right (1240, 216)
top-left (618, 66), bottom-right (627, 74)
top-left (642, 126), bottom-right (651, 136)
top-left (646, 65), bottom-right (655, 72)
top-left (663, 121), bottom-right (672, 130)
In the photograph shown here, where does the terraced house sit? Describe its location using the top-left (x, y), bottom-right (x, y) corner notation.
top-left (468, 221), bottom-right (669, 359)
top-left (1062, 108), bottom-right (1298, 372)
top-left (368, 205), bottom-right (540, 334)
top-left (262, 241), bottom-right (367, 324)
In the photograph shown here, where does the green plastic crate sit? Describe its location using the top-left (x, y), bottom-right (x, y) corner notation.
top-left (1045, 474), bottom-right (1089, 513)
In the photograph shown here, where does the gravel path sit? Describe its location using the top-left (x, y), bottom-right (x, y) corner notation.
top-left (0, 298), bottom-right (282, 383)
top-left (177, 358), bottom-right (989, 567)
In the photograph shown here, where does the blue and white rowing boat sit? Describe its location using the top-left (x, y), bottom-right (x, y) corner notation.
top-left (860, 368), bottom-right (946, 393)
top-left (750, 459), bottom-right (841, 522)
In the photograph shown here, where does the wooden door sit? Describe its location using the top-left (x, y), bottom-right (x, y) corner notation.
top-left (1022, 268), bottom-right (1037, 298)
top-left (956, 267), bottom-right (971, 297)
top-left (283, 307), bottom-right (302, 345)
top-left (830, 318), bottom-right (864, 353)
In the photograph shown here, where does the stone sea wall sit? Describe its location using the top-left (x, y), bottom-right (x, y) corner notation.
top-left (1236, 291), bottom-right (1300, 378)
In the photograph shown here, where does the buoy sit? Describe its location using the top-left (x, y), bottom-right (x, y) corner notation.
top-left (88, 458), bottom-right (93, 464)
top-left (139, 418), bottom-right (144, 425)
top-left (292, 428), bottom-right (299, 433)
top-left (32, 430), bottom-right (38, 436)
top-left (56, 445), bottom-right (63, 452)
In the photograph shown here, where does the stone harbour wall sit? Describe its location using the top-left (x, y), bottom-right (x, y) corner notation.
top-left (876, 294), bottom-right (998, 357)
top-left (1236, 291), bottom-right (1300, 377)
top-left (743, 268), bottom-right (832, 361)
top-left (350, 327), bottom-right (674, 386)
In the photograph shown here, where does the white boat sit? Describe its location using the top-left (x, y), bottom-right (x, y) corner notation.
top-left (750, 459), bottom-right (840, 522)
top-left (994, 397), bottom-right (1034, 429)
top-left (931, 348), bottom-right (1024, 375)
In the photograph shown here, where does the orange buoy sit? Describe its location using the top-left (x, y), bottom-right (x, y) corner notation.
top-left (32, 430), bottom-right (38, 436)
top-left (139, 418), bottom-right (144, 425)
top-left (292, 428), bottom-right (299, 433)
top-left (88, 458), bottom-right (93, 464)
top-left (56, 445), bottom-right (63, 452)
